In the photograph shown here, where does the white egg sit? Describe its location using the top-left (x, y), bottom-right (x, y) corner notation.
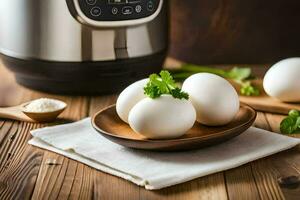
top-left (182, 73), bottom-right (240, 126)
top-left (263, 58), bottom-right (300, 102)
top-left (128, 95), bottom-right (196, 139)
top-left (116, 79), bottom-right (148, 123)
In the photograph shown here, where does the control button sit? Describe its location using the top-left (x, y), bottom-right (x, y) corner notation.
top-left (90, 7), bottom-right (101, 17)
top-left (86, 0), bottom-right (97, 6)
top-left (122, 6), bottom-right (133, 15)
top-left (135, 5), bottom-right (142, 13)
top-left (112, 7), bottom-right (118, 15)
top-left (147, 1), bottom-right (154, 11)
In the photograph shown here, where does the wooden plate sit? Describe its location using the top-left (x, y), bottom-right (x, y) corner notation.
top-left (92, 104), bottom-right (257, 151)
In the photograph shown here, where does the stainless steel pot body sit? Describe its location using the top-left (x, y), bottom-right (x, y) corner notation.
top-left (0, 0), bottom-right (168, 62)
top-left (0, 0), bottom-right (168, 94)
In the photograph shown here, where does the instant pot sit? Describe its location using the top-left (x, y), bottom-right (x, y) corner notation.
top-left (0, 0), bottom-right (168, 94)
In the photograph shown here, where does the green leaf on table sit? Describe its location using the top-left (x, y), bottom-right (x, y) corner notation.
top-left (240, 81), bottom-right (260, 96)
top-left (288, 110), bottom-right (300, 118)
top-left (171, 64), bottom-right (260, 96)
top-left (228, 67), bottom-right (252, 81)
top-left (280, 110), bottom-right (300, 134)
top-left (295, 117), bottom-right (300, 129)
top-left (280, 117), bottom-right (297, 134)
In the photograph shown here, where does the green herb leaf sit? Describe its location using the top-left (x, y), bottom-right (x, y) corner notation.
top-left (227, 67), bottom-right (252, 81)
top-left (160, 70), bottom-right (177, 88)
top-left (280, 117), bottom-right (296, 134)
top-left (144, 70), bottom-right (189, 100)
top-left (288, 110), bottom-right (300, 118)
top-left (295, 117), bottom-right (300, 129)
top-left (170, 88), bottom-right (189, 100)
top-left (240, 81), bottom-right (260, 96)
top-left (171, 64), bottom-right (260, 96)
top-left (149, 74), bottom-right (168, 94)
top-left (280, 110), bottom-right (300, 134)
top-left (143, 84), bottom-right (161, 99)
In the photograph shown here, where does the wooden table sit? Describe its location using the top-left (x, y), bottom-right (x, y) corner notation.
top-left (0, 59), bottom-right (299, 200)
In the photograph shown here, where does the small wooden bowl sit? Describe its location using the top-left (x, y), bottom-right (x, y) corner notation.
top-left (23, 109), bottom-right (66, 123)
top-left (22, 101), bottom-right (67, 123)
top-left (92, 104), bottom-right (257, 151)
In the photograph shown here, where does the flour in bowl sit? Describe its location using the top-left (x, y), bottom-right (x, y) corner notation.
top-left (25, 98), bottom-right (66, 113)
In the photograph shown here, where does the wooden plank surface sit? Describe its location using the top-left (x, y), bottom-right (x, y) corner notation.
top-left (0, 59), bottom-right (299, 200)
top-left (238, 80), bottom-right (300, 115)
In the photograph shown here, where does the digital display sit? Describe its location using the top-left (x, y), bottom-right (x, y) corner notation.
top-left (108, 0), bottom-right (142, 4)
top-left (108, 0), bottom-right (127, 4)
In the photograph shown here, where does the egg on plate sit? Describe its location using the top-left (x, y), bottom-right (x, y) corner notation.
top-left (128, 95), bottom-right (196, 139)
top-left (116, 79), bottom-right (148, 123)
top-left (182, 73), bottom-right (240, 126)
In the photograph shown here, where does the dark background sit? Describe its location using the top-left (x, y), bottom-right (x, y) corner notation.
top-left (169, 0), bottom-right (300, 64)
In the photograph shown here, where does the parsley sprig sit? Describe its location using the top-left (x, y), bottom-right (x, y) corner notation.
top-left (280, 110), bottom-right (300, 134)
top-left (171, 64), bottom-right (260, 96)
top-left (144, 70), bottom-right (189, 100)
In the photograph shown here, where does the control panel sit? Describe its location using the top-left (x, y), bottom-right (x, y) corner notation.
top-left (77, 0), bottom-right (161, 21)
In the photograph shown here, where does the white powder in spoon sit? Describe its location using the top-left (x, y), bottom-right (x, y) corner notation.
top-left (25, 98), bottom-right (66, 113)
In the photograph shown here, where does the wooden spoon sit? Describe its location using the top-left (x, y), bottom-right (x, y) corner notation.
top-left (0, 100), bottom-right (67, 123)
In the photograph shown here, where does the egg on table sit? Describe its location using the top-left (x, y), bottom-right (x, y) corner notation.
top-left (116, 79), bottom-right (148, 123)
top-left (182, 73), bottom-right (240, 126)
top-left (128, 95), bottom-right (196, 139)
top-left (263, 58), bottom-right (300, 102)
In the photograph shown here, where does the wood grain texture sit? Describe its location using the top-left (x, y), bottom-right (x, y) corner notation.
top-left (89, 95), bottom-right (141, 200)
top-left (0, 88), bottom-right (43, 200)
top-left (31, 96), bottom-right (89, 200)
top-left (225, 165), bottom-right (260, 200)
top-left (0, 60), bottom-right (300, 200)
top-left (170, 0), bottom-right (300, 64)
top-left (250, 112), bottom-right (300, 200)
top-left (140, 173), bottom-right (228, 200)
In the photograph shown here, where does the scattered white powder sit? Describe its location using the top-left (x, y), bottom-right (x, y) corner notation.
top-left (25, 98), bottom-right (65, 113)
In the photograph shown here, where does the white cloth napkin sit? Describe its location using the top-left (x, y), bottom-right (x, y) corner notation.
top-left (28, 118), bottom-right (300, 190)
